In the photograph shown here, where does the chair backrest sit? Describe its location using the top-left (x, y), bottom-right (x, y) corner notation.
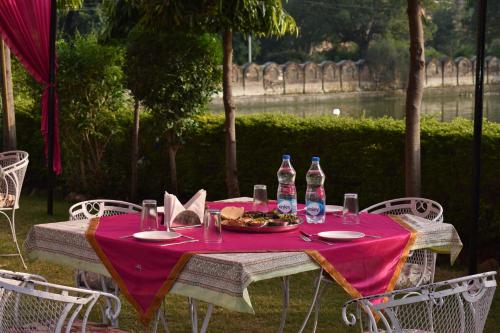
top-left (361, 197), bottom-right (443, 223)
top-left (0, 274), bottom-right (121, 333)
top-left (342, 271), bottom-right (497, 333)
top-left (69, 199), bottom-right (142, 220)
top-left (362, 197), bottom-right (444, 287)
top-left (0, 151), bottom-right (29, 209)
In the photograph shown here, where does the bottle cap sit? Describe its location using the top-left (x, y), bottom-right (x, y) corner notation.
top-left (282, 154), bottom-right (290, 160)
top-left (312, 156), bottom-right (320, 162)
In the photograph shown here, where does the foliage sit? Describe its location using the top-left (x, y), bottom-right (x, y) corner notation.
top-left (126, 30), bottom-right (221, 127)
top-left (283, 0), bottom-right (407, 58)
top-left (232, 33), bottom-right (262, 65)
top-left (57, 34), bottom-right (131, 195)
top-left (139, 0), bottom-right (298, 37)
top-left (58, 0), bottom-right (104, 39)
top-left (487, 39), bottom-right (500, 57)
top-left (366, 37), bottom-right (408, 88)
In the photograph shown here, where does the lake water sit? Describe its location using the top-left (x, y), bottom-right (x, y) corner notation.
top-left (209, 91), bottom-right (500, 123)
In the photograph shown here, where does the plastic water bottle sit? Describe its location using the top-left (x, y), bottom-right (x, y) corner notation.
top-left (277, 155), bottom-right (297, 214)
top-left (305, 157), bottom-right (326, 223)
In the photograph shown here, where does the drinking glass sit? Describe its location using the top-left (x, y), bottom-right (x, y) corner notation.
top-left (342, 193), bottom-right (359, 224)
top-left (203, 209), bottom-right (222, 243)
top-left (141, 200), bottom-right (159, 231)
top-left (252, 185), bottom-right (269, 212)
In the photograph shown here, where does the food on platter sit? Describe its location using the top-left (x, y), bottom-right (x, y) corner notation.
top-left (220, 209), bottom-right (301, 228)
top-left (220, 206), bottom-right (245, 220)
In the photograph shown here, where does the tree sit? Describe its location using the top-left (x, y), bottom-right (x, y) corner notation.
top-left (284, 0), bottom-right (407, 58)
top-left (1, 40), bottom-right (16, 150)
top-left (405, 0), bottom-right (425, 197)
top-left (140, 0), bottom-right (297, 197)
top-left (126, 29), bottom-right (221, 194)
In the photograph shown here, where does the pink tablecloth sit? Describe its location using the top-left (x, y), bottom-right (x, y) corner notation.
top-left (86, 202), bottom-right (415, 323)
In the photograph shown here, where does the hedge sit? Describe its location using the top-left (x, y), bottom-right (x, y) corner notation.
top-left (7, 112), bottom-right (500, 253)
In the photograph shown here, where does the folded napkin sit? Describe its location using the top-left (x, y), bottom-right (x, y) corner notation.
top-left (164, 189), bottom-right (206, 229)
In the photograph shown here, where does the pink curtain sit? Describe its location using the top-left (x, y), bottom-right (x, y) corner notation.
top-left (0, 0), bottom-right (61, 174)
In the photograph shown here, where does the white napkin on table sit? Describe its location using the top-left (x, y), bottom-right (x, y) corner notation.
top-left (164, 189), bottom-right (206, 228)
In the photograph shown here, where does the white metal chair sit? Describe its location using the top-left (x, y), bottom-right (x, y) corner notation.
top-left (0, 268), bottom-right (122, 333)
top-left (299, 197), bottom-right (444, 333)
top-left (0, 150), bottom-right (29, 269)
top-left (68, 200), bottom-right (141, 326)
top-left (342, 271), bottom-right (497, 333)
top-left (361, 197), bottom-right (443, 288)
top-left (68, 199), bottom-right (142, 292)
top-left (68, 200), bottom-right (169, 332)
top-left (69, 200), bottom-right (142, 221)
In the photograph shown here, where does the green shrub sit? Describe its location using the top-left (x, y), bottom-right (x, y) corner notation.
top-left (57, 34), bottom-right (132, 195)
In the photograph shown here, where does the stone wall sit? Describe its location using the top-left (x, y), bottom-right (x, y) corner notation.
top-left (228, 56), bottom-right (500, 97)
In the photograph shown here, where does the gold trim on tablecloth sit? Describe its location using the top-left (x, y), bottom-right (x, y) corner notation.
top-left (86, 217), bottom-right (195, 324)
top-left (306, 215), bottom-right (417, 300)
top-left (86, 214), bottom-right (417, 324)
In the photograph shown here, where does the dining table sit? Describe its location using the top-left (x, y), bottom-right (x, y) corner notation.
top-left (24, 197), bottom-right (463, 333)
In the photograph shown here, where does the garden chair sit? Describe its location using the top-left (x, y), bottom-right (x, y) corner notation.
top-left (299, 197), bottom-right (444, 333)
top-left (0, 150), bottom-right (29, 269)
top-left (0, 268), bottom-right (124, 333)
top-left (342, 271), bottom-right (497, 333)
top-left (362, 197), bottom-right (444, 288)
top-left (69, 200), bottom-right (142, 294)
top-left (68, 199), bottom-right (169, 332)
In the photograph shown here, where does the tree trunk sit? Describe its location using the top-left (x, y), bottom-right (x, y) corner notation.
top-left (222, 28), bottom-right (240, 197)
top-left (0, 40), bottom-right (16, 150)
top-left (130, 100), bottom-right (140, 201)
top-left (166, 130), bottom-right (178, 195)
top-left (405, 0), bottom-right (424, 197)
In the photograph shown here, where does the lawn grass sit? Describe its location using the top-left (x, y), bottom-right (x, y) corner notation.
top-left (0, 194), bottom-right (498, 332)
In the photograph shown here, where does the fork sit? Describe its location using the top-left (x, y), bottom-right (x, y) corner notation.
top-left (299, 233), bottom-right (334, 246)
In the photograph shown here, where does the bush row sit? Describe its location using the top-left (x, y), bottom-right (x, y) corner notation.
top-left (10, 112), bottom-right (500, 252)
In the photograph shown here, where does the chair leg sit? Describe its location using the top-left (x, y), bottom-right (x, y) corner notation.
top-left (278, 276), bottom-right (289, 333)
top-left (299, 268), bottom-right (324, 333)
top-left (0, 209), bottom-right (27, 269)
top-left (100, 277), bottom-right (120, 326)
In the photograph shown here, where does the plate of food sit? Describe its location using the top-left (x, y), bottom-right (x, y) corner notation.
top-left (220, 206), bottom-right (302, 233)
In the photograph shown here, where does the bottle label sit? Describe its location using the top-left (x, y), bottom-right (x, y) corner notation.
top-left (277, 199), bottom-right (297, 214)
top-left (278, 199), bottom-right (293, 214)
top-left (306, 201), bottom-right (325, 216)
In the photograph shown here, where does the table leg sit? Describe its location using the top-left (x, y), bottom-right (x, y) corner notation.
top-left (298, 268), bottom-right (324, 333)
top-left (200, 303), bottom-right (214, 333)
top-left (189, 298), bottom-right (214, 333)
top-left (189, 298), bottom-right (198, 333)
top-left (153, 307), bottom-right (170, 333)
top-left (278, 276), bottom-right (289, 333)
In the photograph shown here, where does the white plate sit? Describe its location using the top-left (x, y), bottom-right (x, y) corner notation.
top-left (317, 231), bottom-right (365, 241)
top-left (325, 205), bottom-right (343, 214)
top-left (133, 231), bottom-right (181, 242)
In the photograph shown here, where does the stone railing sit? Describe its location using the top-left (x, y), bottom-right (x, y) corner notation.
top-left (228, 56), bottom-right (500, 97)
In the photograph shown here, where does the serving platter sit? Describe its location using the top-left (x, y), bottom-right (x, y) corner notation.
top-left (221, 210), bottom-right (303, 233)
